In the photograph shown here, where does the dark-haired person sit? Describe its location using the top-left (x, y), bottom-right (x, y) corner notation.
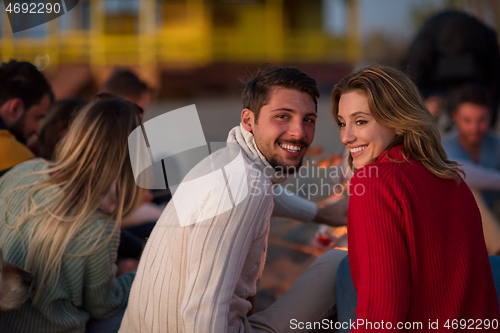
top-left (402, 10), bottom-right (500, 129)
top-left (334, 66), bottom-right (499, 332)
top-left (0, 60), bottom-right (54, 176)
top-left (119, 67), bottom-right (348, 333)
top-left (442, 84), bottom-right (500, 255)
top-left (100, 69), bottom-right (152, 110)
top-left (35, 97), bottom-right (87, 160)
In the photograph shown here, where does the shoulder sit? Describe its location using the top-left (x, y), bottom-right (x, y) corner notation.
top-left (350, 158), bottom-right (412, 204)
top-left (0, 159), bottom-right (49, 194)
top-left (351, 158), bottom-right (409, 186)
top-left (486, 132), bottom-right (500, 146)
top-left (441, 132), bottom-right (473, 161)
top-left (169, 146), bottom-right (273, 228)
top-left (5, 158), bottom-right (49, 177)
top-left (0, 130), bottom-right (33, 155)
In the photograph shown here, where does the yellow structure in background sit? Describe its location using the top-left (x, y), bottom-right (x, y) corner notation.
top-left (0, 0), bottom-right (361, 71)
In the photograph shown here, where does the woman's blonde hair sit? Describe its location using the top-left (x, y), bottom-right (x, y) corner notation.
top-left (5, 98), bottom-right (144, 304)
top-left (331, 65), bottom-right (464, 182)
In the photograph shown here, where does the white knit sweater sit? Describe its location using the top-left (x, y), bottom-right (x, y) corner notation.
top-left (120, 124), bottom-right (290, 333)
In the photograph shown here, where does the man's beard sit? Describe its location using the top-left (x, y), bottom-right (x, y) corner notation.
top-left (267, 155), bottom-right (304, 175)
top-left (8, 114), bottom-right (27, 144)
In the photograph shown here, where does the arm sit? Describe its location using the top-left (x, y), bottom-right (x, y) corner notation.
top-left (349, 170), bottom-right (410, 332)
top-left (120, 202), bottom-right (164, 228)
top-left (272, 186), bottom-right (348, 226)
top-left (458, 161), bottom-right (500, 190)
top-left (82, 221), bottom-right (135, 319)
top-left (272, 186), bottom-right (317, 221)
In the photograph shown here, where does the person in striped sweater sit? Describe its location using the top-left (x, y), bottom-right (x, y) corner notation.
top-left (333, 65), bottom-right (500, 332)
top-left (0, 98), bottom-right (145, 333)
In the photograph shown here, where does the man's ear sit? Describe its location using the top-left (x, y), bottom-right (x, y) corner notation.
top-left (2, 98), bottom-right (25, 125)
top-left (241, 108), bottom-right (255, 133)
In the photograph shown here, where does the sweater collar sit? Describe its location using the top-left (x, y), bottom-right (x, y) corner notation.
top-left (227, 124), bottom-right (290, 184)
top-left (376, 144), bottom-right (406, 163)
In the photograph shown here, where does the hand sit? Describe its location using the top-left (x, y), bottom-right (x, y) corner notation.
top-left (313, 196), bottom-right (348, 227)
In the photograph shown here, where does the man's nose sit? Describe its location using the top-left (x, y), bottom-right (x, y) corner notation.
top-left (471, 122), bottom-right (481, 134)
top-left (288, 119), bottom-right (306, 139)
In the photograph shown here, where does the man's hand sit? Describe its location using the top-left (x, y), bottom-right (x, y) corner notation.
top-left (313, 196), bottom-right (348, 227)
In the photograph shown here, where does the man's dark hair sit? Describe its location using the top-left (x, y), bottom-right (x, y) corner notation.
top-left (450, 84), bottom-right (492, 114)
top-left (0, 60), bottom-right (54, 110)
top-left (100, 69), bottom-right (150, 98)
top-left (242, 67), bottom-right (319, 122)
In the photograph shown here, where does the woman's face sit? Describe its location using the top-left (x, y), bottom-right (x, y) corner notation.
top-left (337, 90), bottom-right (397, 169)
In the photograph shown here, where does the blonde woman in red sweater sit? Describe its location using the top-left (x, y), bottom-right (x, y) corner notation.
top-left (332, 65), bottom-right (500, 332)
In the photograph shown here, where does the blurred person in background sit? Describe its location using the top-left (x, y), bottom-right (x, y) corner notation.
top-left (0, 60), bottom-right (54, 177)
top-left (98, 69), bottom-right (163, 274)
top-left (0, 98), bottom-right (144, 333)
top-left (100, 69), bottom-right (153, 110)
top-left (442, 84), bottom-right (500, 255)
top-left (35, 98), bottom-right (87, 159)
top-left (402, 10), bottom-right (500, 131)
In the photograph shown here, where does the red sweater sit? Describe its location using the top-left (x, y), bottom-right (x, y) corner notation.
top-left (347, 145), bottom-right (500, 332)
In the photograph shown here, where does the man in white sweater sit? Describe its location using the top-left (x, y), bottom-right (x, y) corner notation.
top-left (119, 67), bottom-right (347, 333)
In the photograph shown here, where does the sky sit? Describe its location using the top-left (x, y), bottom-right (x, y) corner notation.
top-left (324, 0), bottom-right (450, 40)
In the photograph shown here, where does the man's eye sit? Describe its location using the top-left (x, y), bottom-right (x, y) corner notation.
top-left (304, 118), bottom-right (315, 124)
top-left (277, 114), bottom-right (288, 119)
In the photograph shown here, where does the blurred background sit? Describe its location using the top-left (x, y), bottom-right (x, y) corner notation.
top-left (3, 0), bottom-right (500, 310)
top-left (2, 0), bottom-right (500, 151)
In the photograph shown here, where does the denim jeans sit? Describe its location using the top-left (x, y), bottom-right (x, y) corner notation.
top-left (86, 307), bottom-right (126, 333)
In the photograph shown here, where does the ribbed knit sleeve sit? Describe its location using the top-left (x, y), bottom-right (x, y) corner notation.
top-left (81, 221), bottom-right (135, 319)
top-left (272, 185), bottom-right (318, 222)
top-left (348, 163), bottom-right (410, 332)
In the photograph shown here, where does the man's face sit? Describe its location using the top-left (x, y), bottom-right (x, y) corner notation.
top-left (122, 91), bottom-right (151, 114)
top-left (453, 102), bottom-right (490, 147)
top-left (9, 94), bottom-right (51, 144)
top-left (251, 87), bottom-right (317, 173)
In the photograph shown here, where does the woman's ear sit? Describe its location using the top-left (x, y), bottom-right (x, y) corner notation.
top-left (241, 108), bottom-right (254, 133)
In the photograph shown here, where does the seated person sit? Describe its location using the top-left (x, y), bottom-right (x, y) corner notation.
top-left (0, 98), bottom-right (144, 333)
top-left (119, 67), bottom-right (348, 333)
top-left (442, 84), bottom-right (500, 254)
top-left (0, 60), bottom-right (53, 176)
top-left (333, 65), bottom-right (499, 332)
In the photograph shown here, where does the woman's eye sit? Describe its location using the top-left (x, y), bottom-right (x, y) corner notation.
top-left (356, 120), bottom-right (367, 125)
top-left (338, 122), bottom-right (345, 128)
